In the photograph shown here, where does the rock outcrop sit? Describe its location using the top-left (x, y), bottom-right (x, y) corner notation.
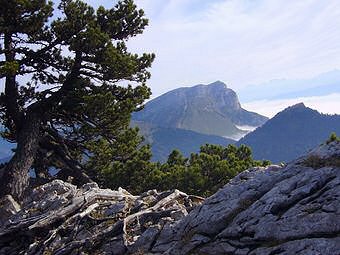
top-left (0, 181), bottom-right (203, 255)
top-left (1, 141), bottom-right (339, 254)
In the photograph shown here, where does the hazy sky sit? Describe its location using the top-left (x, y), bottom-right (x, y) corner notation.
top-left (84, 0), bottom-right (340, 116)
top-left (0, 1), bottom-right (338, 118)
top-left (123, 0), bottom-right (340, 95)
top-left (72, 1), bottom-right (340, 115)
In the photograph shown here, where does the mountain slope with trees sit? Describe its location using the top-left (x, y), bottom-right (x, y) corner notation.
top-left (132, 120), bottom-right (235, 162)
top-left (150, 127), bottom-right (234, 162)
top-left (238, 103), bottom-right (340, 163)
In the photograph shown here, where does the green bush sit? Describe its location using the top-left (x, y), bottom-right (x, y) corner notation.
top-left (326, 132), bottom-right (340, 144)
top-left (95, 143), bottom-right (271, 197)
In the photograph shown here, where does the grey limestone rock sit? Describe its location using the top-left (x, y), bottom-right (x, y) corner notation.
top-left (152, 141), bottom-right (340, 254)
top-left (0, 179), bottom-right (203, 255)
top-left (0, 141), bottom-right (339, 254)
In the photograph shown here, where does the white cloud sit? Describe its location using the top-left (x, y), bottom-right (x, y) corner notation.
top-left (5, 0), bottom-right (338, 116)
top-left (125, 0), bottom-right (340, 100)
top-left (243, 93), bottom-right (340, 118)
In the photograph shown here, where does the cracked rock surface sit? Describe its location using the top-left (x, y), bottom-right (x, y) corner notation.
top-left (0, 182), bottom-right (203, 255)
top-left (0, 141), bottom-right (339, 254)
top-left (153, 141), bottom-right (340, 255)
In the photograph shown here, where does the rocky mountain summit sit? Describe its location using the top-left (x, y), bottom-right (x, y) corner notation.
top-left (133, 81), bottom-right (268, 139)
top-left (1, 141), bottom-right (339, 254)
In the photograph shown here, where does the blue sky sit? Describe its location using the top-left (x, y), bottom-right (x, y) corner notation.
top-left (64, 0), bottom-right (340, 115)
top-left (1, 0), bottom-right (337, 116)
top-left (121, 1), bottom-right (340, 86)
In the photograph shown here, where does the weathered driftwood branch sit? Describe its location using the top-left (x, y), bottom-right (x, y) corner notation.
top-left (0, 180), bottom-right (203, 255)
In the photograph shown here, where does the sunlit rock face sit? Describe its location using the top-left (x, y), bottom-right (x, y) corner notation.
top-left (133, 81), bottom-right (268, 139)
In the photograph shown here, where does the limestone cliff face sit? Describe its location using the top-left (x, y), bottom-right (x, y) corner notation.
top-left (133, 81), bottom-right (268, 138)
top-left (1, 141), bottom-right (339, 255)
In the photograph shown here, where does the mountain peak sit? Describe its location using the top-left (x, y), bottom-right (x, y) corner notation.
top-left (190, 81), bottom-right (228, 91)
top-left (208, 80), bottom-right (227, 88)
top-left (133, 82), bottom-right (268, 139)
top-left (290, 102), bottom-right (306, 109)
top-left (238, 103), bottom-right (340, 163)
top-left (276, 103), bottom-right (310, 116)
top-left (275, 102), bottom-right (318, 118)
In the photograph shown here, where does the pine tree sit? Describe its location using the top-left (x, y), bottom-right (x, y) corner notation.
top-left (0, 0), bottom-right (154, 201)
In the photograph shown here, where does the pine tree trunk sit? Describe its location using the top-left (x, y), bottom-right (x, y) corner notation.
top-left (0, 112), bottom-right (41, 201)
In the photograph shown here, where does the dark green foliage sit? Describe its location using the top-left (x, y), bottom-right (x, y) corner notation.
top-left (98, 143), bottom-right (270, 196)
top-left (86, 136), bottom-right (156, 193)
top-left (160, 144), bottom-right (270, 196)
top-left (326, 132), bottom-right (340, 144)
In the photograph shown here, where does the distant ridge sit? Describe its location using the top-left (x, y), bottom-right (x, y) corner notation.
top-left (133, 81), bottom-right (268, 139)
top-left (131, 120), bottom-right (234, 162)
top-left (237, 103), bottom-right (340, 163)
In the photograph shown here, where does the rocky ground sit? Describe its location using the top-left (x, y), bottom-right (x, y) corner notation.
top-left (0, 141), bottom-right (339, 254)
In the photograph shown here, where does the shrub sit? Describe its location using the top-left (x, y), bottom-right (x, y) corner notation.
top-left (326, 132), bottom-right (340, 144)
